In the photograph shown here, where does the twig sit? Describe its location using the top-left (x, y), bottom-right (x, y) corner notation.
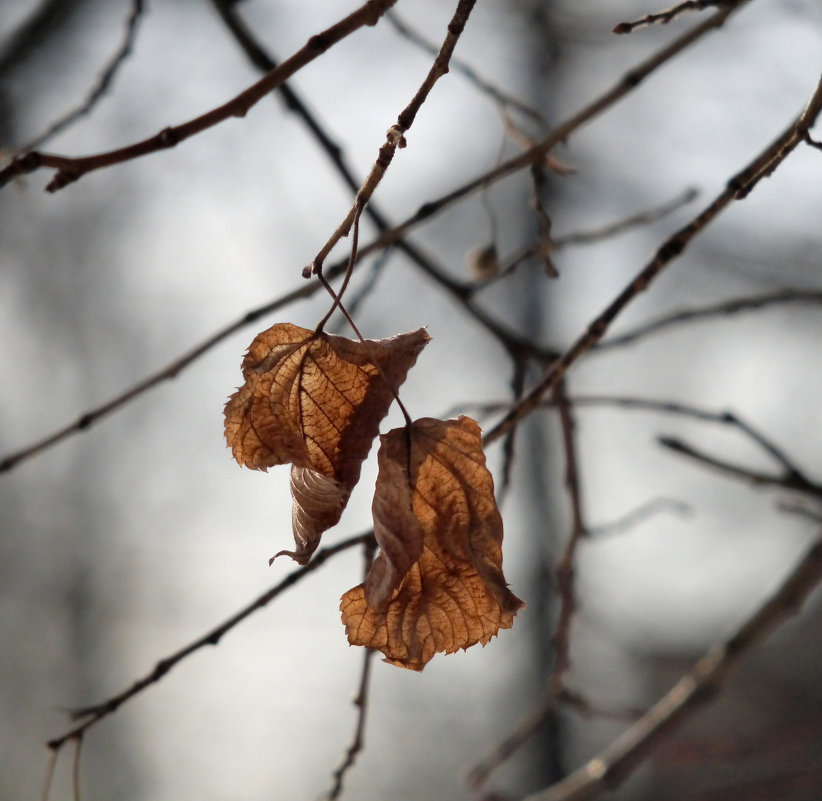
top-left (0, 273), bottom-right (335, 473)
top-left (658, 436), bottom-right (822, 500)
top-left (473, 188), bottom-right (699, 290)
top-left (322, 540), bottom-right (377, 800)
top-left (551, 383), bottom-right (586, 690)
top-left (45, 532), bottom-right (374, 751)
top-left (304, 0), bottom-right (478, 278)
top-left (614, 1), bottom-right (721, 34)
top-left (72, 735), bottom-right (83, 801)
top-left (482, 74), bottom-right (822, 448)
top-left (40, 747), bottom-right (58, 801)
top-left (553, 188), bottom-right (700, 248)
top-left (385, 9), bottom-right (548, 126)
top-left (520, 534), bottom-right (822, 801)
top-left (569, 394), bottom-right (813, 480)
top-left (0, 0), bottom-right (400, 191)
top-left (20, 0), bottom-right (145, 151)
top-left (587, 497), bottom-right (692, 538)
top-left (598, 290), bottom-right (822, 350)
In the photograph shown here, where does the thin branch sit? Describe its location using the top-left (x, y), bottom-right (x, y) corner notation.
top-left (598, 290), bottom-right (822, 350)
top-left (0, 237), bottom-right (553, 476)
top-left (46, 531), bottom-right (374, 751)
top-left (658, 436), bottom-right (822, 500)
top-left (72, 735), bottom-right (83, 801)
top-left (473, 187), bottom-right (699, 291)
top-left (553, 188), bottom-right (700, 248)
top-left (614, 1), bottom-right (722, 34)
top-left (521, 534), bottom-right (822, 801)
top-left (19, 0), bottom-right (145, 151)
top-left (570, 394), bottom-right (814, 480)
top-left (305, 0), bottom-right (478, 278)
top-left (551, 383), bottom-right (586, 690)
top-left (482, 74), bottom-right (822, 448)
top-left (385, 9), bottom-right (548, 126)
top-left (0, 273), bottom-right (334, 473)
top-left (322, 540), bottom-right (377, 800)
top-left (0, 0), bottom-right (400, 191)
top-left (40, 747), bottom-right (58, 801)
top-left (587, 497), bottom-right (692, 538)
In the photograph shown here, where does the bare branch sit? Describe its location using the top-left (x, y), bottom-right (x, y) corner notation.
top-left (614, 1), bottom-right (723, 35)
top-left (305, 0), bottom-right (478, 278)
top-left (385, 9), bottom-right (548, 126)
top-left (551, 383), bottom-right (586, 690)
top-left (658, 436), bottom-right (822, 500)
top-left (46, 532), bottom-right (375, 751)
top-left (474, 187), bottom-right (699, 292)
top-left (323, 540), bottom-right (378, 800)
top-left (521, 535), bottom-right (822, 801)
top-left (553, 188), bottom-right (700, 248)
top-left (482, 74), bottom-right (822, 447)
top-left (20, 0), bottom-right (146, 151)
top-left (0, 0), bottom-right (400, 191)
top-left (587, 497), bottom-right (693, 538)
top-left (599, 290), bottom-right (822, 350)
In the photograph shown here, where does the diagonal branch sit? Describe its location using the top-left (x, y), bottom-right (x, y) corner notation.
top-left (385, 9), bottom-right (547, 125)
top-left (521, 534), bottom-right (822, 801)
top-left (482, 74), bottom-right (822, 448)
top-left (658, 436), bottom-right (822, 500)
top-left (45, 531), bottom-right (375, 751)
top-left (0, 0), bottom-right (399, 191)
top-left (597, 290), bottom-right (822, 350)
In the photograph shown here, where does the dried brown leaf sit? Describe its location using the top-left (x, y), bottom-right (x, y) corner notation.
top-left (224, 323), bottom-right (429, 563)
top-left (341, 416), bottom-right (523, 670)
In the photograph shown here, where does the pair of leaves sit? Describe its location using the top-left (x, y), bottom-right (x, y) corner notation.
top-left (225, 322), bottom-right (522, 669)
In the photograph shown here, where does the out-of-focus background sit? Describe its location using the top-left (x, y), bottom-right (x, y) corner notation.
top-left (2, 1), bottom-right (822, 799)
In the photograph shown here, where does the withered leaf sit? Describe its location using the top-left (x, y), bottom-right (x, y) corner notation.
top-left (340, 415), bottom-right (523, 670)
top-left (224, 322), bottom-right (429, 563)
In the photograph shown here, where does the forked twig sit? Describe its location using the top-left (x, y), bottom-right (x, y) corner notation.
top-left (521, 535), bottom-right (822, 801)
